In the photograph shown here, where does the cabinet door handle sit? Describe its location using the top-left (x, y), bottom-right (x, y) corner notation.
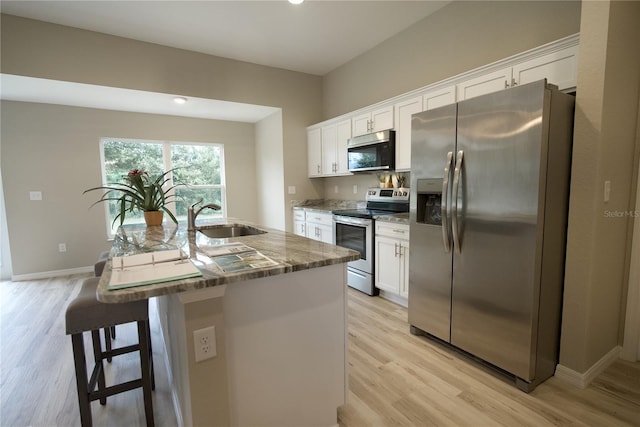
top-left (317, 164), bottom-right (320, 174)
top-left (511, 77), bottom-right (517, 87)
top-left (504, 80), bottom-right (509, 89)
top-left (394, 243), bottom-right (399, 257)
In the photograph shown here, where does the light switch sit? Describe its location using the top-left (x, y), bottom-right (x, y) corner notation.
top-left (29, 191), bottom-right (42, 201)
top-left (604, 180), bottom-right (611, 202)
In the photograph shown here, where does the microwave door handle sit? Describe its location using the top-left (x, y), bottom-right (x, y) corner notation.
top-left (441, 151), bottom-right (453, 253)
top-left (451, 150), bottom-right (464, 254)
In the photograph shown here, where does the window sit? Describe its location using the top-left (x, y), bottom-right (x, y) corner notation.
top-left (100, 138), bottom-right (226, 235)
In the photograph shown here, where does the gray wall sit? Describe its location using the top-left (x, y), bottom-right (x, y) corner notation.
top-left (561, 0), bottom-right (640, 373)
top-left (0, 101), bottom-right (257, 276)
top-left (322, 0), bottom-right (582, 119)
top-left (0, 15), bottom-right (323, 274)
top-left (0, 13), bottom-right (324, 244)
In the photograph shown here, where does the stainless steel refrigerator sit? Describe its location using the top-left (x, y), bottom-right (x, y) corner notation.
top-left (408, 80), bottom-right (575, 392)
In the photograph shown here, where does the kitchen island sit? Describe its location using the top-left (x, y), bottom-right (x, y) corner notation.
top-left (97, 220), bottom-right (359, 426)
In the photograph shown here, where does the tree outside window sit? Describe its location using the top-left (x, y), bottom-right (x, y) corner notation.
top-left (100, 138), bottom-right (225, 235)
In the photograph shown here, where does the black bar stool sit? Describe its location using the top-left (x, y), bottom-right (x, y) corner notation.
top-left (65, 277), bottom-right (155, 427)
top-left (94, 251), bottom-right (116, 359)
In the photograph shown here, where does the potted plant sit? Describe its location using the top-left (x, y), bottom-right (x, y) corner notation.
top-left (84, 168), bottom-right (180, 227)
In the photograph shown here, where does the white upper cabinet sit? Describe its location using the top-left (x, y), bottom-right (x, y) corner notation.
top-left (321, 119), bottom-right (351, 176)
top-left (457, 45), bottom-right (579, 101)
top-left (335, 119), bottom-right (351, 175)
top-left (456, 67), bottom-right (512, 101)
top-left (308, 35), bottom-right (579, 175)
top-left (307, 128), bottom-right (322, 177)
top-left (352, 105), bottom-right (394, 136)
top-left (423, 85), bottom-right (456, 111)
top-left (321, 125), bottom-right (338, 175)
top-left (512, 45), bottom-right (578, 91)
top-left (394, 96), bottom-right (423, 171)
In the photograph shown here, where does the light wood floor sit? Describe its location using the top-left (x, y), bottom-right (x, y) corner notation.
top-left (340, 288), bottom-right (640, 427)
top-left (1, 276), bottom-right (639, 426)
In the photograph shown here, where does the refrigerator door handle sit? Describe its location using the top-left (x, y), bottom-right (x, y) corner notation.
top-left (452, 150), bottom-right (464, 254)
top-left (441, 151), bottom-right (454, 253)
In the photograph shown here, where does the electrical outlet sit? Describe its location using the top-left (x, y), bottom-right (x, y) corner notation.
top-left (353, 185), bottom-right (358, 194)
top-left (193, 326), bottom-right (216, 362)
top-left (58, 243), bottom-right (67, 253)
top-left (29, 191), bottom-right (42, 201)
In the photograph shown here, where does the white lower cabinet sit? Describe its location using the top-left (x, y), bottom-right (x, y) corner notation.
top-left (293, 209), bottom-right (306, 237)
top-left (305, 211), bottom-right (334, 244)
top-left (375, 223), bottom-right (409, 303)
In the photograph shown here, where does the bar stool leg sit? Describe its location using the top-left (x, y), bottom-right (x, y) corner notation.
top-left (147, 323), bottom-right (155, 390)
top-left (71, 333), bottom-right (93, 427)
top-left (138, 320), bottom-right (155, 427)
top-left (91, 330), bottom-right (107, 405)
top-left (104, 327), bottom-right (112, 363)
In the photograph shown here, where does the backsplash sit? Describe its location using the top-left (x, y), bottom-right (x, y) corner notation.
top-left (323, 172), bottom-right (410, 201)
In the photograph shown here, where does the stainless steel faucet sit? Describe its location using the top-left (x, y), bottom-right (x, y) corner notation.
top-left (187, 198), bottom-right (221, 231)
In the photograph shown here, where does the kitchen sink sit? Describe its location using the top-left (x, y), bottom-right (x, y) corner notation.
top-left (197, 224), bottom-right (267, 238)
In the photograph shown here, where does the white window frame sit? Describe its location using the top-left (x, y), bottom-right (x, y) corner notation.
top-left (98, 137), bottom-right (227, 237)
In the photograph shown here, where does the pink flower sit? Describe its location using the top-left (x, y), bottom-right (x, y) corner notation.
top-left (127, 169), bottom-right (146, 178)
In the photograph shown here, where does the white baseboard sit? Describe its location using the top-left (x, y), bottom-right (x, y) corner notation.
top-left (378, 290), bottom-right (408, 308)
top-left (11, 266), bottom-right (93, 281)
top-left (555, 345), bottom-right (621, 388)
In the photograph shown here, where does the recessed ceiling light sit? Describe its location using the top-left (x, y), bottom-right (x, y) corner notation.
top-left (173, 96), bottom-right (187, 105)
top-left (288, 0), bottom-right (304, 4)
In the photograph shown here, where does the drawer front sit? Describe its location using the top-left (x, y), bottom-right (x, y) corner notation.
top-left (306, 212), bottom-right (333, 226)
top-left (293, 209), bottom-right (306, 221)
top-left (376, 223), bottom-right (409, 240)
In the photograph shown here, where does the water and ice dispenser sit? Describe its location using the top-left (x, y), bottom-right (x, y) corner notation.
top-left (416, 178), bottom-right (443, 226)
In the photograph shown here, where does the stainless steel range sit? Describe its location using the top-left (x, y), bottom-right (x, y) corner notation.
top-left (333, 188), bottom-right (409, 296)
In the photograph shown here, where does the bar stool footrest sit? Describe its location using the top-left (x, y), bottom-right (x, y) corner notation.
top-left (89, 379), bottom-right (144, 402)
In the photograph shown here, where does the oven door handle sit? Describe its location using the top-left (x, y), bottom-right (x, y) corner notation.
top-left (333, 216), bottom-right (372, 227)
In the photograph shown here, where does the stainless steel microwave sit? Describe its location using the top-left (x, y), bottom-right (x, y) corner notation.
top-left (347, 129), bottom-right (395, 172)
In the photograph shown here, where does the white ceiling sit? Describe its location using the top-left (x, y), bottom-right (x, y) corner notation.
top-left (0, 74), bottom-right (280, 122)
top-left (0, 0), bottom-right (450, 121)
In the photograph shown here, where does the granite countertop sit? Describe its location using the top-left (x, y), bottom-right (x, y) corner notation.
top-left (97, 219), bottom-right (360, 303)
top-left (292, 199), bottom-right (365, 214)
top-left (374, 212), bottom-right (410, 225)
